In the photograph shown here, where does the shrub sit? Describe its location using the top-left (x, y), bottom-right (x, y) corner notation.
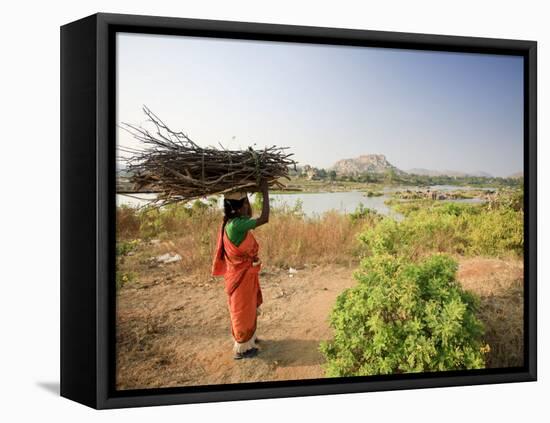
top-left (435, 202), bottom-right (477, 217)
top-left (320, 254), bottom-right (486, 376)
top-left (358, 213), bottom-right (468, 259)
top-left (467, 209), bottom-right (524, 256)
top-left (349, 203), bottom-right (381, 224)
top-left (486, 187), bottom-right (524, 212)
top-left (116, 240), bottom-right (139, 257)
top-left (358, 217), bottom-right (406, 256)
top-left (360, 199), bottom-right (522, 259)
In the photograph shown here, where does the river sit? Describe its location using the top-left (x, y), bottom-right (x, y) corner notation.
top-left (117, 185), bottom-right (488, 219)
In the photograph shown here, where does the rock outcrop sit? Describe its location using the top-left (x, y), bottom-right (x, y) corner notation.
top-left (332, 154), bottom-right (405, 176)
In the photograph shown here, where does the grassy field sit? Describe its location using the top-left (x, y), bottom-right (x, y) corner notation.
top-left (115, 186), bottom-right (524, 386)
top-left (116, 200), bottom-right (379, 281)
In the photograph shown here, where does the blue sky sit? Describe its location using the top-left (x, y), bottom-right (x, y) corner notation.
top-left (117, 33), bottom-right (524, 177)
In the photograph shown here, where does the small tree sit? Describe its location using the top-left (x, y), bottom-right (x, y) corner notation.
top-left (320, 254), bottom-right (486, 376)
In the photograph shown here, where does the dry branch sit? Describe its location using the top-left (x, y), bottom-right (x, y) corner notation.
top-left (120, 106), bottom-right (297, 205)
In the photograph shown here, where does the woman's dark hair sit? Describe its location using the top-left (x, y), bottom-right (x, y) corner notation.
top-left (222, 197), bottom-right (247, 258)
top-left (220, 197), bottom-right (247, 259)
top-left (223, 198), bottom-right (246, 226)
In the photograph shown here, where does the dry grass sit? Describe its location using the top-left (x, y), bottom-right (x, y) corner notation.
top-left (254, 210), bottom-right (370, 268)
top-left (457, 257), bottom-right (524, 368)
top-left (117, 205), bottom-right (375, 281)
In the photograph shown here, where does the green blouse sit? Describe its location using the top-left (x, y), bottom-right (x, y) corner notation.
top-left (225, 217), bottom-right (257, 246)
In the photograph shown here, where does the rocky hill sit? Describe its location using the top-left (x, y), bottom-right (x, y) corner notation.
top-left (332, 154), bottom-right (405, 176)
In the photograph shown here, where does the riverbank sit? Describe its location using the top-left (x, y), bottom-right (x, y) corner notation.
top-left (117, 182), bottom-right (500, 218)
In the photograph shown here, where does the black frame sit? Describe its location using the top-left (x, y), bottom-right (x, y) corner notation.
top-left (61, 12), bottom-right (537, 409)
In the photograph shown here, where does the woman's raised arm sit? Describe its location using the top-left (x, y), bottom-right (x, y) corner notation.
top-left (255, 178), bottom-right (270, 227)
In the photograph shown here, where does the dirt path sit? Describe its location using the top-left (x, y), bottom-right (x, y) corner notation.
top-left (116, 255), bottom-right (523, 390)
top-left (116, 263), bottom-right (356, 389)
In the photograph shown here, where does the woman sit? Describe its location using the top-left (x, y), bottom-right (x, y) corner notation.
top-left (211, 178), bottom-right (270, 359)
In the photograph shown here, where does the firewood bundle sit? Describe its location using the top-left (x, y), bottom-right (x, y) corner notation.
top-left (120, 106), bottom-right (297, 205)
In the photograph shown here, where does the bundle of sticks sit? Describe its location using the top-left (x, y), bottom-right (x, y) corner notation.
top-left (119, 106), bottom-right (297, 205)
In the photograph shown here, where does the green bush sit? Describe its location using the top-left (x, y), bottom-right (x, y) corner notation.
top-left (134, 201), bottom-right (214, 239)
top-left (467, 209), bottom-right (524, 256)
top-left (320, 254), bottom-right (486, 376)
top-left (116, 240), bottom-right (138, 256)
top-left (349, 203), bottom-right (380, 223)
top-left (358, 212), bottom-right (469, 258)
top-left (358, 218), bottom-right (406, 256)
top-left (360, 199), bottom-right (522, 259)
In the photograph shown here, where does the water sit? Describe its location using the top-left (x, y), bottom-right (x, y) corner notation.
top-left (262, 191), bottom-right (399, 218)
top-left (117, 193), bottom-right (159, 209)
top-left (116, 191), bottom-right (394, 217)
top-left (117, 186), bottom-right (488, 219)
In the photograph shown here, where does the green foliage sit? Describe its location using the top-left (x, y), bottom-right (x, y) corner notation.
top-left (362, 197), bottom-right (523, 258)
top-left (275, 198), bottom-right (305, 217)
top-left (135, 201), bottom-right (215, 239)
top-left (349, 203), bottom-right (380, 223)
top-left (365, 190), bottom-right (383, 197)
top-left (468, 208), bottom-right (524, 256)
top-left (384, 169), bottom-right (398, 184)
top-left (487, 186), bottom-right (524, 212)
top-left (321, 189), bottom-right (523, 376)
top-left (116, 271), bottom-right (136, 290)
top-left (116, 240), bottom-right (139, 290)
top-left (358, 212), bottom-right (469, 258)
top-left (293, 198), bottom-right (305, 215)
top-left (116, 240), bottom-right (139, 256)
top-left (320, 254), bottom-right (486, 376)
top-left (253, 192), bottom-right (264, 211)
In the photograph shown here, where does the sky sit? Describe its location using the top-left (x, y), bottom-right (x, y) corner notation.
top-left (116, 32), bottom-right (524, 177)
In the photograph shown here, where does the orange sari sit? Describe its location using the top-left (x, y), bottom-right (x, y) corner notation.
top-left (211, 224), bottom-right (263, 352)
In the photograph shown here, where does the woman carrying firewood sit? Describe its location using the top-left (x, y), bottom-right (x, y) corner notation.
top-left (211, 178), bottom-right (270, 359)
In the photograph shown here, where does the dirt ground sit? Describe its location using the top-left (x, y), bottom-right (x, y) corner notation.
top-left (116, 254), bottom-right (524, 390)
